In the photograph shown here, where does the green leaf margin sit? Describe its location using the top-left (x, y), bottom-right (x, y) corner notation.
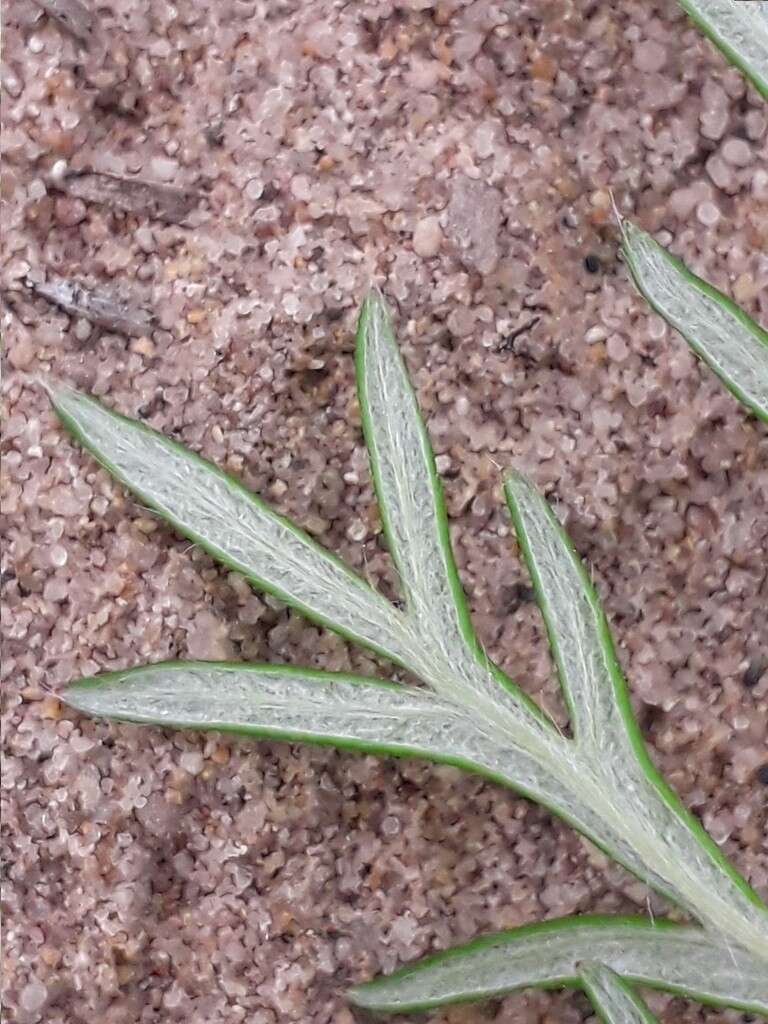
top-left (347, 914), bottom-right (768, 1015)
top-left (620, 222), bottom-right (768, 424)
top-left (354, 291), bottom-right (555, 728)
top-left (678, 0), bottom-right (768, 100)
top-left (48, 385), bottom-right (407, 666)
top-left (504, 471), bottom-right (768, 919)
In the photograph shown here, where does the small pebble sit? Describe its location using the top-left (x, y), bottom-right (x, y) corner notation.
top-left (584, 325), bottom-right (607, 344)
top-left (721, 138), bottom-right (752, 167)
top-left (28, 178), bottom-right (47, 201)
top-left (49, 159), bottom-right (68, 185)
top-left (2, 69), bottom-right (22, 98)
top-left (20, 979), bottom-right (47, 1013)
top-left (149, 157), bottom-right (179, 182)
top-left (43, 578), bottom-right (69, 603)
top-left (381, 815), bottom-right (401, 836)
top-left (743, 659), bottom-right (766, 689)
top-left (135, 226), bottom-right (155, 253)
top-left (606, 334), bottom-right (629, 361)
top-left (696, 200), bottom-right (720, 226)
top-left (633, 40), bottom-right (667, 73)
top-left (346, 520), bottom-right (367, 542)
top-left (180, 751), bottom-right (204, 776)
top-left (412, 216), bottom-right (443, 259)
top-left (74, 318), bottom-right (92, 341)
top-left (54, 196), bottom-right (87, 227)
top-left (49, 545), bottom-right (68, 568)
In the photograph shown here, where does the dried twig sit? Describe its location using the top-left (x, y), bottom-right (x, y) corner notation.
top-left (60, 171), bottom-right (200, 224)
top-left (30, 0), bottom-right (97, 46)
top-left (29, 276), bottom-right (154, 337)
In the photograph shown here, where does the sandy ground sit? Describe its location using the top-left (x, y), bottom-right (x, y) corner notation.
top-left (2, 1), bottom-right (767, 1022)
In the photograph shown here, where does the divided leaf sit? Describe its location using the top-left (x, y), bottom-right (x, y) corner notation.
top-left (347, 915), bottom-right (768, 1015)
top-left (621, 220), bottom-right (768, 423)
top-left (678, 0), bottom-right (768, 99)
top-left (48, 384), bottom-right (410, 665)
top-left (580, 964), bottom-right (659, 1024)
top-left (49, 291), bottom-right (768, 1015)
top-left (45, 319), bottom-right (679, 902)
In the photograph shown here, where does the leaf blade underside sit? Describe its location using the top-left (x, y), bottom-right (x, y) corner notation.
top-left (621, 220), bottom-right (768, 423)
top-left (346, 915), bottom-right (768, 1015)
top-left (64, 661), bottom-right (466, 755)
top-left (503, 470), bottom-right (628, 747)
top-left (61, 661), bottom-right (569, 798)
top-left (355, 289), bottom-right (475, 655)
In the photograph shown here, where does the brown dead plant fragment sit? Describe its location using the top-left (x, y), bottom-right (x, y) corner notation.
top-left (30, 0), bottom-right (97, 47)
top-left (60, 171), bottom-right (200, 225)
top-left (29, 276), bottom-right (154, 338)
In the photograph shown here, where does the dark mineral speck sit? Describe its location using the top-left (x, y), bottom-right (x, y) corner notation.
top-left (583, 253), bottom-right (601, 274)
top-left (743, 657), bottom-right (766, 689)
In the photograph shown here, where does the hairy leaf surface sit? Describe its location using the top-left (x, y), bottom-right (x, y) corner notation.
top-left (356, 291), bottom-right (547, 731)
top-left (46, 382), bottom-right (690, 900)
top-left (61, 660), bottom-right (659, 879)
top-left (504, 470), bottom-right (768, 958)
top-left (580, 964), bottom-right (659, 1024)
top-left (621, 220), bottom-right (768, 423)
top-left (48, 384), bottom-right (410, 663)
top-left (356, 290), bottom-right (474, 657)
top-left (65, 661), bottom-right (474, 755)
top-left (63, 660), bottom-right (556, 783)
top-left (51, 291), bottom-right (768, 1011)
top-left (347, 916), bottom-right (768, 1014)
